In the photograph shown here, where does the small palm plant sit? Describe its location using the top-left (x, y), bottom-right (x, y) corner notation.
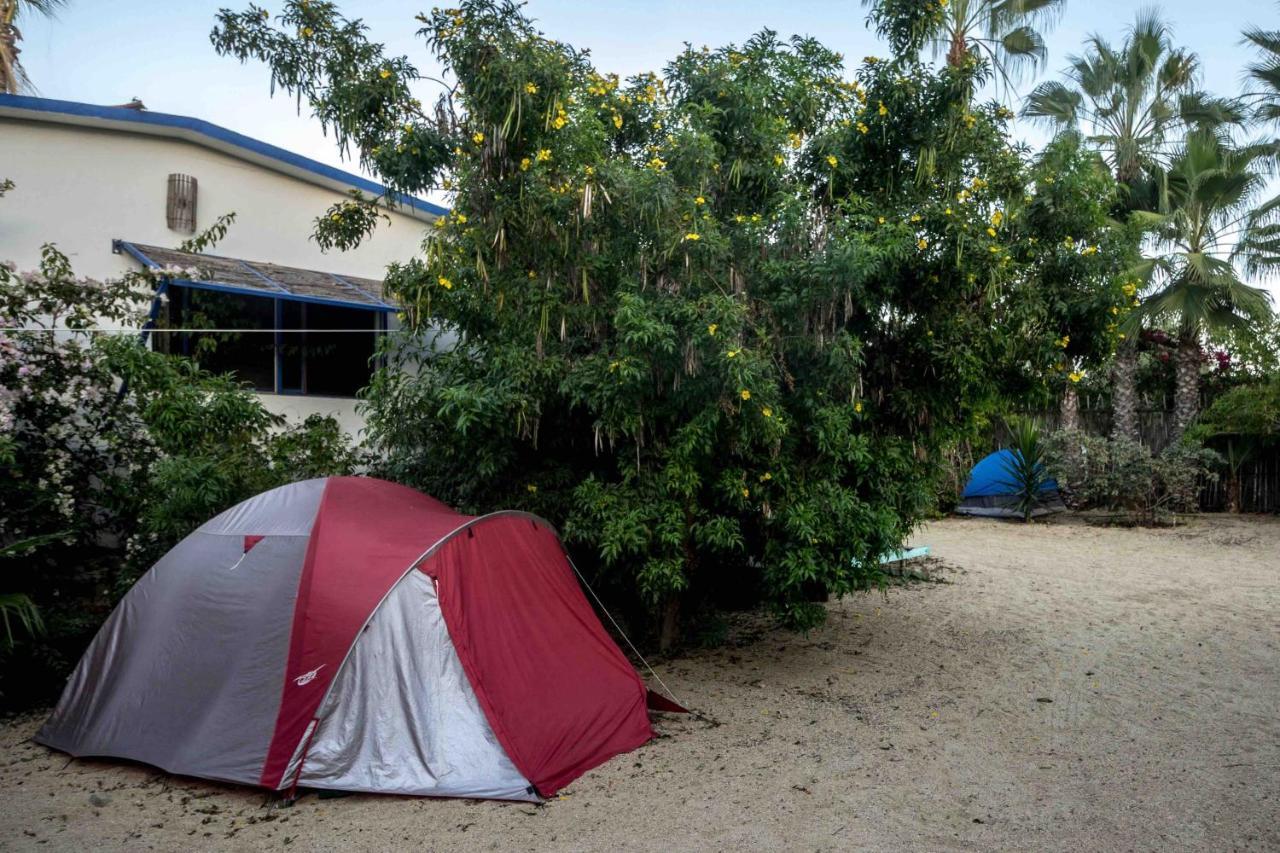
top-left (0, 534), bottom-right (55, 650)
top-left (999, 415), bottom-right (1051, 522)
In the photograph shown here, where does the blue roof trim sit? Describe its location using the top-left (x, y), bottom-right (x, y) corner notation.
top-left (0, 93), bottom-right (448, 219)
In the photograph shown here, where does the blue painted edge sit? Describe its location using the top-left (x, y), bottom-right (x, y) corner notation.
top-left (114, 240), bottom-right (396, 313)
top-left (0, 93), bottom-right (448, 219)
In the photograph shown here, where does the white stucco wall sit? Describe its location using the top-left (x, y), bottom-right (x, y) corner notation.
top-left (0, 115), bottom-right (432, 435)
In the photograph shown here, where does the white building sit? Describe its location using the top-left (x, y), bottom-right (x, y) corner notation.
top-left (0, 94), bottom-right (444, 436)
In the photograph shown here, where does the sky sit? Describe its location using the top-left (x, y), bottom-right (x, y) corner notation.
top-left (14, 0), bottom-right (1278, 297)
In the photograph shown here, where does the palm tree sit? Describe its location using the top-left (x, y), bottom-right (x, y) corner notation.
top-left (1131, 131), bottom-right (1276, 438)
top-left (1022, 11), bottom-right (1242, 442)
top-left (928, 0), bottom-right (1065, 90)
top-left (1242, 23), bottom-right (1280, 126)
top-left (1023, 11), bottom-right (1241, 190)
top-left (0, 0), bottom-right (68, 95)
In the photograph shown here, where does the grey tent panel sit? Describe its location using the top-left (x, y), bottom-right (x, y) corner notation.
top-left (300, 570), bottom-right (536, 801)
top-left (35, 480), bottom-right (327, 784)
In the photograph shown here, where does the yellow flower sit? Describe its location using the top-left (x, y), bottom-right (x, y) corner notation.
top-left (762, 406), bottom-right (772, 418)
top-left (1122, 282), bottom-right (1137, 296)
top-left (991, 210), bottom-right (1003, 227)
top-left (536, 148), bottom-right (552, 162)
top-left (740, 389), bottom-right (751, 401)
top-left (742, 487), bottom-right (750, 499)
top-left (1063, 235), bottom-right (1075, 248)
top-left (553, 115), bottom-right (567, 130)
top-left (647, 156), bottom-right (666, 170)
top-left (1111, 306), bottom-right (1120, 315)
top-left (788, 132), bottom-right (803, 149)
top-left (827, 155), bottom-right (838, 168)
top-left (986, 227), bottom-right (997, 237)
top-left (330, 213), bottom-right (341, 222)
top-left (878, 216), bottom-right (886, 225)
top-left (878, 101), bottom-right (888, 116)
top-left (437, 276), bottom-right (453, 290)
top-left (454, 213), bottom-right (468, 224)
top-left (1068, 371), bottom-right (1085, 383)
top-left (526, 484), bottom-right (538, 493)
top-left (301, 26), bottom-right (314, 38)
top-left (774, 154), bottom-right (785, 166)
top-left (608, 361), bottom-right (620, 372)
top-left (528, 270), bottom-right (537, 279)
top-left (963, 113), bottom-right (976, 129)
top-left (1056, 335), bottom-right (1070, 348)
top-left (854, 400), bottom-right (863, 413)
top-left (379, 68), bottom-right (392, 79)
top-left (726, 349), bottom-right (741, 359)
top-left (1118, 332), bottom-right (1127, 340)
top-left (695, 196), bottom-right (706, 205)
top-left (684, 233), bottom-right (701, 242)
top-left (524, 82), bottom-right (538, 94)
top-left (472, 131), bottom-right (485, 144)
top-left (1082, 245), bottom-right (1098, 256)
top-left (988, 246), bottom-right (999, 253)
top-left (708, 323), bottom-right (718, 336)
top-left (944, 207), bottom-right (953, 215)
top-left (520, 157), bottom-right (531, 171)
top-left (917, 238), bottom-right (929, 250)
top-left (612, 113), bottom-right (623, 129)
top-left (856, 122), bottom-right (869, 134)
top-left (759, 471), bottom-right (773, 481)
top-left (910, 214), bottom-right (922, 222)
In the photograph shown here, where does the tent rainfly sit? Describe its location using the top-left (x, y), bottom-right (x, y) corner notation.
top-left (36, 477), bottom-right (662, 800)
top-left (954, 449), bottom-right (1066, 519)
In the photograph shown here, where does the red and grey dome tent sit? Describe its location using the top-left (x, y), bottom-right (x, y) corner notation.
top-left (37, 477), bottom-right (661, 801)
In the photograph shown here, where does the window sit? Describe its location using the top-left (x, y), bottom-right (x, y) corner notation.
top-left (155, 284), bottom-right (383, 397)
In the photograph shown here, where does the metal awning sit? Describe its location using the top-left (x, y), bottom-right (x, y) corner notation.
top-left (114, 239), bottom-right (397, 312)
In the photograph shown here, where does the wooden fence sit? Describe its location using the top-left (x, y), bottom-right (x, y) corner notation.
top-left (1009, 395), bottom-right (1280, 514)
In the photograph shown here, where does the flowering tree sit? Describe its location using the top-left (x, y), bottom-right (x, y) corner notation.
top-left (214, 0), bottom-right (1130, 642)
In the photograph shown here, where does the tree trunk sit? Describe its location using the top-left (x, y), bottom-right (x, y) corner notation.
top-left (658, 595), bottom-right (680, 652)
top-left (1110, 343), bottom-right (1140, 443)
top-left (1171, 334), bottom-right (1201, 441)
top-left (1225, 470), bottom-right (1242, 514)
top-left (1059, 384), bottom-right (1083, 433)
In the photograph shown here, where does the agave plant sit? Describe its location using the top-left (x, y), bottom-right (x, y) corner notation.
top-left (999, 415), bottom-right (1051, 523)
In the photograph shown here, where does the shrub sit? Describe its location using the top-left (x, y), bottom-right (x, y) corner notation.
top-left (1187, 377), bottom-right (1280, 512)
top-left (1043, 430), bottom-right (1219, 525)
top-left (0, 243), bottom-right (357, 707)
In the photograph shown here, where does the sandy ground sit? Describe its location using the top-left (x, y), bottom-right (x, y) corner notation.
top-left (1, 514), bottom-right (1277, 852)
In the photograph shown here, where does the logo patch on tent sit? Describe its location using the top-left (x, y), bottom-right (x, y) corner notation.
top-left (294, 665), bottom-right (325, 687)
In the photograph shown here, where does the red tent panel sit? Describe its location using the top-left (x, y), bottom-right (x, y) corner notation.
top-left (260, 477), bottom-right (470, 788)
top-left (426, 515), bottom-right (653, 796)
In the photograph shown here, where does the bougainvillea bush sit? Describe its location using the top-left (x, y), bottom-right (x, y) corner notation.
top-left (0, 244), bottom-right (357, 706)
top-left (214, 0), bottom-right (1134, 641)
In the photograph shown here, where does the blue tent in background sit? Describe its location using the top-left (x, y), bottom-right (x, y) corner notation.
top-left (955, 449), bottom-right (1066, 518)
